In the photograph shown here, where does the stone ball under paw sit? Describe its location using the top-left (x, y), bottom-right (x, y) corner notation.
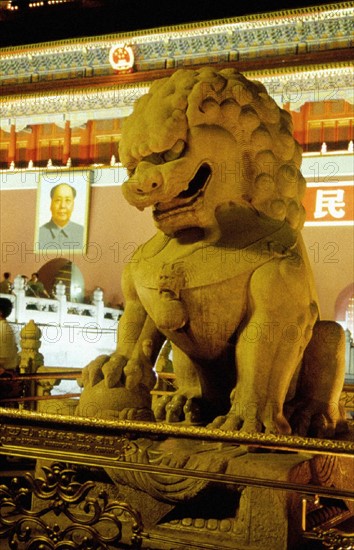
top-left (76, 379), bottom-right (153, 420)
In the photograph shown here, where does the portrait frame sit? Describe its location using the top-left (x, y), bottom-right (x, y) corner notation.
top-left (34, 169), bottom-right (91, 255)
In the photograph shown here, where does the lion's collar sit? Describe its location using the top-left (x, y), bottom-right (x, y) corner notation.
top-left (132, 224), bottom-right (299, 290)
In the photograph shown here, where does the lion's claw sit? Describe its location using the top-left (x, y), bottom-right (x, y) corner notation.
top-left (82, 355), bottom-right (110, 387)
top-left (153, 394), bottom-right (202, 424)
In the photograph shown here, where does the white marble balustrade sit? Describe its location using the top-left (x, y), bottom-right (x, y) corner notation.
top-left (1, 276), bottom-right (123, 328)
top-left (1, 278), bottom-right (123, 372)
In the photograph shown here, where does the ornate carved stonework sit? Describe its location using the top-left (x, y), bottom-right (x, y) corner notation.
top-left (0, 3), bottom-right (352, 85)
top-left (0, 3), bottom-right (353, 129)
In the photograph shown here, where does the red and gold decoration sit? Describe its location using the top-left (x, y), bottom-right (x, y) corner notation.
top-left (109, 43), bottom-right (135, 74)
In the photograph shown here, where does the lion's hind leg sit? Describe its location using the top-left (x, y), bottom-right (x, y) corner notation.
top-left (288, 320), bottom-right (348, 438)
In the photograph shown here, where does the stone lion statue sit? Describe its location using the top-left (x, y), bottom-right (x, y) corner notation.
top-left (78, 68), bottom-right (347, 438)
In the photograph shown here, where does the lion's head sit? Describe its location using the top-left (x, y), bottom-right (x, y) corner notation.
top-left (119, 68), bottom-right (306, 237)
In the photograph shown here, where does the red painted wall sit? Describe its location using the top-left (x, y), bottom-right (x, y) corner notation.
top-left (0, 185), bottom-right (156, 306)
top-left (0, 183), bottom-right (352, 319)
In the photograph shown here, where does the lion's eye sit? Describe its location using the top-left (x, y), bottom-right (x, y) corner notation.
top-left (126, 162), bottom-right (137, 177)
top-left (163, 139), bottom-right (185, 162)
top-left (144, 152), bottom-right (164, 165)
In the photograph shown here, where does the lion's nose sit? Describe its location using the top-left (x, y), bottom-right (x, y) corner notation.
top-left (131, 163), bottom-right (163, 195)
top-left (136, 181), bottom-right (159, 194)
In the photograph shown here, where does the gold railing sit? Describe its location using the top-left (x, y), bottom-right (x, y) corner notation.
top-left (0, 408), bottom-right (353, 549)
top-left (0, 320), bottom-right (353, 548)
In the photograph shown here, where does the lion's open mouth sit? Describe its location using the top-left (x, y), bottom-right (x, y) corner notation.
top-left (154, 163), bottom-right (211, 219)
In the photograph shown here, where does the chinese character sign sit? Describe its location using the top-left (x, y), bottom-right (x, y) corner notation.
top-left (314, 189), bottom-right (345, 219)
top-left (303, 184), bottom-right (353, 226)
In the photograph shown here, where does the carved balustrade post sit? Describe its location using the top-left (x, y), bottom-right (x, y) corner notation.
top-left (55, 280), bottom-right (67, 326)
top-left (12, 274), bottom-right (26, 323)
top-left (18, 320), bottom-right (44, 410)
top-left (92, 287), bottom-right (104, 328)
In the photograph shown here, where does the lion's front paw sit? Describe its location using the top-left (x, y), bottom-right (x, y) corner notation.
top-left (209, 413), bottom-right (262, 433)
top-left (81, 353), bottom-right (127, 389)
top-left (209, 406), bottom-right (292, 435)
top-left (81, 355), bottom-right (111, 387)
top-left (102, 354), bottom-right (127, 388)
top-left (153, 393), bottom-right (202, 424)
top-left (124, 360), bottom-right (144, 390)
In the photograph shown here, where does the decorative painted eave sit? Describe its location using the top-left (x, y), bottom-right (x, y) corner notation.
top-left (1, 62), bottom-right (353, 132)
top-left (0, 2), bottom-right (352, 87)
top-left (0, 2), bottom-right (353, 131)
top-left (0, 82), bottom-right (150, 131)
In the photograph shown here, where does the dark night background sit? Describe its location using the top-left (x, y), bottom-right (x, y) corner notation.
top-left (0, 0), bottom-right (338, 47)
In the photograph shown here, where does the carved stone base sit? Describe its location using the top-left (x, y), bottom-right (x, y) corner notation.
top-left (26, 436), bottom-right (354, 549)
top-left (104, 440), bottom-right (354, 550)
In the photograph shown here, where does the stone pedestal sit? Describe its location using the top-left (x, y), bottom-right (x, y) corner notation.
top-left (104, 440), bottom-right (354, 550)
